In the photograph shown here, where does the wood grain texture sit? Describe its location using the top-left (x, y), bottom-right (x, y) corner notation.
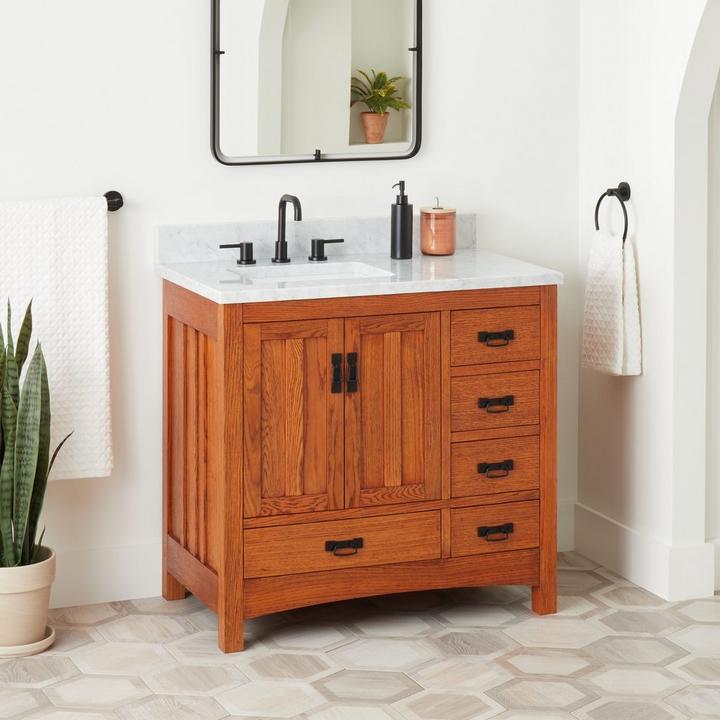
top-left (164, 281), bottom-right (218, 339)
top-left (452, 435), bottom-right (540, 498)
top-left (244, 549), bottom-right (541, 618)
top-left (451, 500), bottom-right (539, 557)
top-left (451, 371), bottom-right (540, 432)
top-left (450, 360), bottom-right (540, 378)
top-left (244, 511), bottom-right (441, 578)
top-left (532, 285), bottom-right (558, 615)
top-left (451, 425), bottom-right (541, 444)
top-left (243, 287), bottom-right (541, 322)
top-left (167, 536), bottom-right (218, 612)
top-left (345, 313), bottom-right (441, 508)
top-left (243, 319), bottom-right (344, 517)
top-left (451, 305), bottom-right (540, 366)
top-left (163, 289), bottom-right (186, 601)
top-left (217, 303), bottom-right (244, 652)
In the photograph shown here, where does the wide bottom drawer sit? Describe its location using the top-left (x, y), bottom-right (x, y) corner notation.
top-left (451, 501), bottom-right (539, 557)
top-left (244, 511), bottom-right (441, 578)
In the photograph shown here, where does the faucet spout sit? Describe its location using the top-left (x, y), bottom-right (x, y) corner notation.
top-left (274, 194), bottom-right (303, 263)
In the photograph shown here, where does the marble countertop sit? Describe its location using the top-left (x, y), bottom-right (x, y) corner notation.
top-left (156, 250), bottom-right (563, 305)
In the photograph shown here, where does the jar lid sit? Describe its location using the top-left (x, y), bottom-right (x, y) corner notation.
top-left (421, 206), bottom-right (456, 214)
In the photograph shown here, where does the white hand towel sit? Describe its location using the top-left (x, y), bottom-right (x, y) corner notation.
top-left (0, 197), bottom-right (112, 479)
top-left (582, 231), bottom-right (642, 376)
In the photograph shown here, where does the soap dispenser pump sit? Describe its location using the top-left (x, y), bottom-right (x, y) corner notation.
top-left (391, 180), bottom-right (413, 259)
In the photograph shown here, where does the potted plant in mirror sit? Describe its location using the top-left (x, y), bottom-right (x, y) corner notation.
top-left (351, 69), bottom-right (411, 144)
top-left (0, 301), bottom-right (71, 657)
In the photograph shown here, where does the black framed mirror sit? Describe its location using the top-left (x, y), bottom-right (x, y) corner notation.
top-left (211, 0), bottom-right (422, 165)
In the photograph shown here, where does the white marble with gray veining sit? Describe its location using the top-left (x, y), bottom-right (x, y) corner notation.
top-left (155, 215), bottom-right (562, 304)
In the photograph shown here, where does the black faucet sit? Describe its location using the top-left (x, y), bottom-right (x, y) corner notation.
top-left (273, 194), bottom-right (302, 263)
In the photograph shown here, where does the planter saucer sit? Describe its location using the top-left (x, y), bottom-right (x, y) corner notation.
top-left (0, 626), bottom-right (55, 657)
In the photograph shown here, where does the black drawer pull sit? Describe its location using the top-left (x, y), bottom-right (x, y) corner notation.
top-left (478, 329), bottom-right (515, 347)
top-left (478, 395), bottom-right (515, 413)
top-left (478, 459), bottom-right (514, 478)
top-left (331, 353), bottom-right (343, 394)
top-left (347, 352), bottom-right (358, 393)
top-left (477, 523), bottom-right (514, 542)
top-left (325, 537), bottom-right (364, 556)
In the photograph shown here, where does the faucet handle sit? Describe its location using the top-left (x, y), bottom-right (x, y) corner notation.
top-left (220, 242), bottom-right (256, 265)
top-left (309, 238), bottom-right (344, 262)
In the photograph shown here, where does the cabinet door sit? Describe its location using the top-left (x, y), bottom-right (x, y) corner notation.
top-left (244, 319), bottom-right (344, 517)
top-left (345, 313), bottom-right (441, 507)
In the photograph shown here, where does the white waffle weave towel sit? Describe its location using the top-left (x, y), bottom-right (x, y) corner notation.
top-left (582, 231), bottom-right (642, 376)
top-left (0, 197), bottom-right (112, 479)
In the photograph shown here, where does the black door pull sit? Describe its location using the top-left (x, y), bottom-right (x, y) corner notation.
top-left (347, 352), bottom-right (358, 393)
top-left (478, 330), bottom-right (515, 347)
top-left (478, 395), bottom-right (515, 413)
top-left (477, 523), bottom-right (514, 542)
top-left (325, 537), bottom-right (364, 556)
top-left (478, 459), bottom-right (514, 478)
top-left (331, 353), bottom-right (343, 393)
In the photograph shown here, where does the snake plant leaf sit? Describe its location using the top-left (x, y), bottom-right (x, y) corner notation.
top-left (0, 369), bottom-right (18, 567)
top-left (30, 527), bottom-right (46, 564)
top-left (12, 344), bottom-right (42, 559)
top-left (5, 302), bottom-right (19, 407)
top-left (47, 431), bottom-right (72, 481)
top-left (25, 349), bottom-right (51, 562)
top-left (15, 301), bottom-right (32, 378)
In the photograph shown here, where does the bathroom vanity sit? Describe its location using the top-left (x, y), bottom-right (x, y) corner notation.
top-left (158, 247), bottom-right (561, 652)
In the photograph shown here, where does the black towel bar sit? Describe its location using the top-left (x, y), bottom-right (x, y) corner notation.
top-left (104, 191), bottom-right (123, 212)
top-left (594, 181), bottom-right (631, 243)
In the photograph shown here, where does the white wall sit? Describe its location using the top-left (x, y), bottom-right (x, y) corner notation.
top-left (708, 75), bottom-right (720, 589)
top-left (576, 0), bottom-right (716, 600)
top-left (0, 0), bottom-right (580, 607)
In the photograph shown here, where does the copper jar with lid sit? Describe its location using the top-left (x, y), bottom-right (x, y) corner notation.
top-left (420, 201), bottom-right (456, 256)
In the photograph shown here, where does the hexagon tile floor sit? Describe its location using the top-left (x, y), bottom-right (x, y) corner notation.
top-left (2, 554), bottom-right (720, 720)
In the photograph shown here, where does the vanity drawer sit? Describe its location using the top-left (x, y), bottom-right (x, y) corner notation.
top-left (243, 511), bottom-right (441, 578)
top-left (451, 501), bottom-right (539, 557)
top-left (452, 435), bottom-right (540, 498)
top-left (451, 306), bottom-right (540, 366)
top-left (451, 371), bottom-right (539, 432)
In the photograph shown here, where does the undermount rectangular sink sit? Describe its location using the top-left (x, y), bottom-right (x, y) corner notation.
top-left (228, 261), bottom-right (393, 286)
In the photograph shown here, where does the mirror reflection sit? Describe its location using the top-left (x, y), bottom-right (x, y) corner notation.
top-left (215, 0), bottom-right (420, 164)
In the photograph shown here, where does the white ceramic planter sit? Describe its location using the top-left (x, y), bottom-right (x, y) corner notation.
top-left (0, 547), bottom-right (55, 653)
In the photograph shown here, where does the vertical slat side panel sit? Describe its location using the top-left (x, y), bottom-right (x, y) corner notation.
top-left (197, 333), bottom-right (208, 564)
top-left (383, 332), bottom-right (402, 487)
top-left (440, 311), bottom-right (452, 502)
top-left (285, 338), bottom-right (305, 497)
top-left (345, 319), bottom-right (362, 507)
top-left (184, 325), bottom-right (198, 557)
top-left (261, 339), bottom-right (286, 499)
top-left (170, 317), bottom-right (185, 544)
top-left (205, 336), bottom-right (221, 571)
top-left (327, 320), bottom-right (345, 511)
top-left (401, 330), bottom-right (424, 487)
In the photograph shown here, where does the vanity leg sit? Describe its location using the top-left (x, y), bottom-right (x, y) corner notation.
top-left (218, 600), bottom-right (244, 653)
top-left (531, 573), bottom-right (557, 614)
top-left (162, 537), bottom-right (187, 601)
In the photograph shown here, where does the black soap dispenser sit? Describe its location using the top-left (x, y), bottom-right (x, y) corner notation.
top-left (391, 180), bottom-right (413, 259)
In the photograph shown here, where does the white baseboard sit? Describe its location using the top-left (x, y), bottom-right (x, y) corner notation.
top-left (557, 498), bottom-right (575, 552)
top-left (50, 542), bottom-right (162, 609)
top-left (575, 503), bottom-right (715, 601)
top-left (711, 537), bottom-right (720, 592)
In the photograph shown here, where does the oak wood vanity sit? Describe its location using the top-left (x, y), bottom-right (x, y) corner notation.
top-left (162, 281), bottom-right (557, 652)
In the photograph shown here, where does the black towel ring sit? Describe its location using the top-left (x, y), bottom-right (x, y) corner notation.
top-left (594, 181), bottom-right (631, 243)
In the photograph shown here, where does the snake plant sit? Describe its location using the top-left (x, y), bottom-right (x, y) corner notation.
top-left (0, 301), bottom-right (70, 567)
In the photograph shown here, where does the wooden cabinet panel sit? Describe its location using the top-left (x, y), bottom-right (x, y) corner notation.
top-left (451, 501), bottom-right (539, 557)
top-left (451, 306), bottom-right (540, 366)
top-left (345, 313), bottom-right (441, 507)
top-left (452, 435), bottom-right (540, 498)
top-left (243, 319), bottom-right (344, 517)
top-left (451, 370), bottom-right (539, 432)
top-left (244, 511), bottom-right (441, 578)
